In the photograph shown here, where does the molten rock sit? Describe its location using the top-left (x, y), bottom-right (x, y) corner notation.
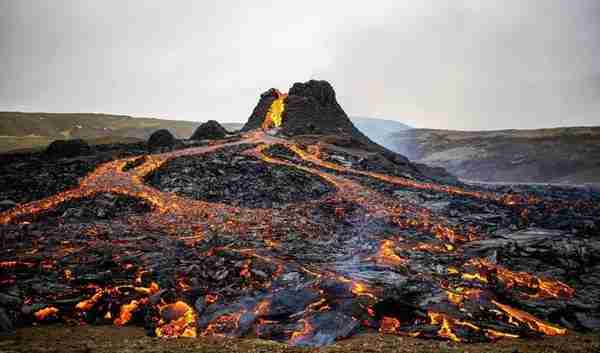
top-left (190, 120), bottom-right (228, 140)
top-left (45, 139), bottom-right (91, 158)
top-left (148, 129), bottom-right (176, 149)
top-left (244, 88), bottom-right (281, 132)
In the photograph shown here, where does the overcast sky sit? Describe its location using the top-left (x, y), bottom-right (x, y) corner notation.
top-left (1, 1), bottom-right (599, 129)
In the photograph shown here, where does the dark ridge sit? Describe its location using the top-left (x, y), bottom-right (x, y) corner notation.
top-left (45, 139), bottom-right (92, 158)
top-left (147, 129), bottom-right (176, 149)
top-left (190, 120), bottom-right (228, 140)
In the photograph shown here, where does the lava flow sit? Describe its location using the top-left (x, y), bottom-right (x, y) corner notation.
top-left (0, 91), bottom-right (592, 347)
top-left (261, 89), bottom-right (287, 130)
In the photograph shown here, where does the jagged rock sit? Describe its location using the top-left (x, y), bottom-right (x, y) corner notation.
top-left (190, 120), bottom-right (228, 140)
top-left (45, 139), bottom-right (91, 158)
top-left (148, 129), bottom-right (176, 149)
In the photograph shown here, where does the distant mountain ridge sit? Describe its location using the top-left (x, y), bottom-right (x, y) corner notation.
top-left (390, 127), bottom-right (600, 184)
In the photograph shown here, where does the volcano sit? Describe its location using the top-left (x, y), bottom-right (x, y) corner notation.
top-left (243, 80), bottom-right (363, 138)
top-left (244, 80), bottom-right (455, 184)
top-left (0, 81), bottom-right (599, 351)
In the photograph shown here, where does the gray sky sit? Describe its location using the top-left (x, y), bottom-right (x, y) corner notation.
top-left (1, 0), bottom-right (599, 130)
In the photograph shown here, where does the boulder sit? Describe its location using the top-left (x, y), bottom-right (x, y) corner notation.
top-left (190, 120), bottom-right (228, 140)
top-left (148, 129), bottom-right (176, 149)
top-left (45, 139), bottom-right (91, 158)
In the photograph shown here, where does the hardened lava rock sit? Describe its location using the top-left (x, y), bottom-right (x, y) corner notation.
top-left (190, 120), bottom-right (228, 140)
top-left (145, 145), bottom-right (334, 208)
top-left (45, 139), bottom-right (92, 158)
top-left (148, 129), bottom-right (176, 149)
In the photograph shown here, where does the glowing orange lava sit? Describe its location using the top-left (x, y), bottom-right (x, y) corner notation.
top-left (493, 300), bottom-right (567, 336)
top-left (0, 128), bottom-right (574, 344)
top-left (34, 307), bottom-right (59, 321)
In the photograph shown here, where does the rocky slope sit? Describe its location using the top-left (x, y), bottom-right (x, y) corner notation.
top-left (391, 127), bottom-right (600, 184)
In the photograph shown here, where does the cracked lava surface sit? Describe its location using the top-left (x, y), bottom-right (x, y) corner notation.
top-left (0, 128), bottom-right (591, 347)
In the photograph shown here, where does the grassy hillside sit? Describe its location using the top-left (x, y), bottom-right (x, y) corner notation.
top-left (0, 112), bottom-right (243, 153)
top-left (390, 126), bottom-right (600, 184)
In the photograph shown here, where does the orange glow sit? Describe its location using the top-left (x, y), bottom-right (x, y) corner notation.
top-left (63, 269), bottom-right (73, 281)
top-left (375, 239), bottom-right (408, 266)
top-left (289, 319), bottom-right (313, 346)
top-left (350, 281), bottom-right (377, 300)
top-left (0, 261), bottom-right (35, 269)
top-left (462, 272), bottom-right (489, 283)
top-left (446, 287), bottom-right (482, 307)
top-left (379, 317), bottom-right (400, 334)
top-left (485, 329), bottom-right (520, 340)
top-left (202, 311), bottom-right (245, 337)
top-left (261, 90), bottom-right (287, 129)
top-left (155, 301), bottom-right (197, 338)
top-left (468, 258), bottom-right (575, 299)
top-left (428, 312), bottom-right (461, 342)
top-left (76, 290), bottom-right (104, 312)
top-left (34, 307), bottom-right (59, 321)
top-left (135, 281), bottom-right (160, 296)
top-left (493, 300), bottom-right (567, 336)
top-left (410, 242), bottom-right (453, 253)
top-left (114, 300), bottom-right (140, 326)
top-left (177, 278), bottom-right (192, 292)
top-left (254, 300), bottom-right (270, 316)
top-left (282, 143), bottom-right (529, 207)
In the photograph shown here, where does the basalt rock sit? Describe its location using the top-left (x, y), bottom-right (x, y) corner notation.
top-left (45, 139), bottom-right (92, 158)
top-left (282, 80), bottom-right (357, 137)
top-left (148, 129), bottom-right (176, 149)
top-left (190, 120), bottom-right (228, 140)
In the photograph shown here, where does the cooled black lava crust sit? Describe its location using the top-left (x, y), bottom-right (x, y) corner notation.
top-left (145, 145), bottom-right (334, 208)
top-left (13, 192), bottom-right (152, 225)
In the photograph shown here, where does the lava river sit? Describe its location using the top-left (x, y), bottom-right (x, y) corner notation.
top-left (0, 128), bottom-right (580, 346)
